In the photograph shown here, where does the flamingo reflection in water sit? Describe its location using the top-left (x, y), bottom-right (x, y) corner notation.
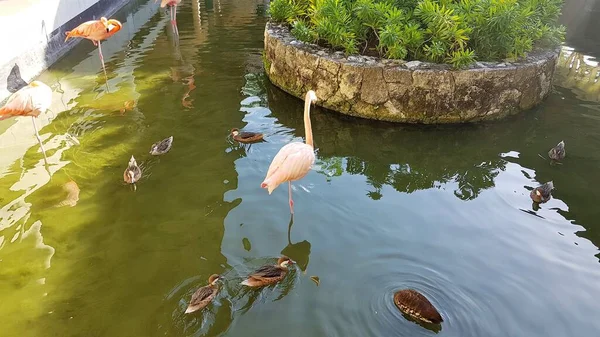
top-left (168, 27), bottom-right (196, 108)
top-left (0, 81), bottom-right (53, 163)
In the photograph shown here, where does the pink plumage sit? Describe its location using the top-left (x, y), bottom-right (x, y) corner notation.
top-left (261, 90), bottom-right (318, 214)
top-left (261, 143), bottom-right (315, 194)
top-left (160, 0), bottom-right (182, 7)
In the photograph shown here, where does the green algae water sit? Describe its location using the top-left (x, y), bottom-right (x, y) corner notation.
top-left (1, 1), bottom-right (600, 336)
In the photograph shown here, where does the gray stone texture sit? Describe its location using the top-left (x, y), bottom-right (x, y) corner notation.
top-left (264, 22), bottom-right (559, 123)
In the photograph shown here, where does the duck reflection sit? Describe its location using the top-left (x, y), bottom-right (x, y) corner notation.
top-left (400, 312), bottom-right (442, 334)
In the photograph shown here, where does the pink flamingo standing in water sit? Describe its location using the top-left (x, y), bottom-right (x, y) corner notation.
top-left (65, 17), bottom-right (122, 78)
top-left (261, 90), bottom-right (318, 214)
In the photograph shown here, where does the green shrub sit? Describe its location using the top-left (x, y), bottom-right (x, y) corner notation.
top-left (268, 0), bottom-right (565, 68)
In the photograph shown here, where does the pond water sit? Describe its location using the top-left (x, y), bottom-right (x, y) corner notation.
top-left (1, 1), bottom-right (600, 336)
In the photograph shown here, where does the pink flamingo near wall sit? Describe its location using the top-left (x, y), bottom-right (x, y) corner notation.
top-left (65, 17), bottom-right (122, 78)
top-left (261, 90), bottom-right (318, 214)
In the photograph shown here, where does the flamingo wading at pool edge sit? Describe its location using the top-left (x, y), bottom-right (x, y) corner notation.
top-left (261, 90), bottom-right (318, 214)
top-left (65, 17), bottom-right (122, 78)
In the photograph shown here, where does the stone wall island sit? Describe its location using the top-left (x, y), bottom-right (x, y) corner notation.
top-left (263, 22), bottom-right (559, 124)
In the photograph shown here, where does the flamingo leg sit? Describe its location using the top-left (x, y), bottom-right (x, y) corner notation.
top-left (97, 41), bottom-right (106, 71)
top-left (98, 41), bottom-right (109, 87)
top-left (288, 181), bottom-right (294, 214)
top-left (31, 116), bottom-right (48, 162)
top-left (170, 9), bottom-right (179, 36)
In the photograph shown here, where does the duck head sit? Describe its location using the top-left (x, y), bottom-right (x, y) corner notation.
top-left (277, 256), bottom-right (295, 268)
top-left (208, 274), bottom-right (221, 285)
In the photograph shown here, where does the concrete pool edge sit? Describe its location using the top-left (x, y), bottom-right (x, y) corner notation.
top-left (264, 22), bottom-right (560, 124)
top-left (0, 0), bottom-right (131, 103)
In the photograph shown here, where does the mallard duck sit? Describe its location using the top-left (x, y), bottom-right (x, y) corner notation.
top-left (150, 136), bottom-right (173, 155)
top-left (231, 128), bottom-right (263, 144)
top-left (185, 274), bottom-right (221, 314)
top-left (548, 140), bottom-right (565, 161)
top-left (530, 181), bottom-right (554, 203)
top-left (240, 256), bottom-right (295, 287)
top-left (394, 289), bottom-right (443, 324)
top-left (123, 155), bottom-right (142, 184)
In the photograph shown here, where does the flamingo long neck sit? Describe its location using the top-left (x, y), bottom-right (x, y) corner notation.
top-left (303, 94), bottom-right (314, 148)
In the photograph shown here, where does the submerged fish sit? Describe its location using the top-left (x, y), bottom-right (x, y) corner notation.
top-left (55, 181), bottom-right (80, 207)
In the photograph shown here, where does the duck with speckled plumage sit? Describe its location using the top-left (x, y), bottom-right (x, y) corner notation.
top-left (185, 274), bottom-right (221, 314)
top-left (240, 256), bottom-right (295, 287)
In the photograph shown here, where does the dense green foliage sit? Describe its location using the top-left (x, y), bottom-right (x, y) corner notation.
top-left (269, 0), bottom-right (565, 68)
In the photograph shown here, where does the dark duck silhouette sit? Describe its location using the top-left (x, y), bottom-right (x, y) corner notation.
top-left (185, 274), bottom-right (221, 314)
top-left (530, 181), bottom-right (554, 203)
top-left (240, 256), bottom-right (295, 287)
top-left (149, 136), bottom-right (173, 155)
top-left (231, 128), bottom-right (263, 143)
top-left (394, 289), bottom-right (443, 324)
top-left (548, 140), bottom-right (565, 162)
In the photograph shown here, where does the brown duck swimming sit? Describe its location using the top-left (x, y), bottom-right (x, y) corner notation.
top-left (240, 256), bottom-right (295, 287)
top-left (394, 289), bottom-right (443, 324)
top-left (123, 155), bottom-right (142, 184)
top-left (185, 274), bottom-right (221, 314)
top-left (231, 128), bottom-right (263, 144)
top-left (530, 181), bottom-right (554, 203)
top-left (548, 140), bottom-right (565, 161)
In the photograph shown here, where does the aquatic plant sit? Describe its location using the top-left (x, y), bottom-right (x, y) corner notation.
top-left (268, 0), bottom-right (565, 68)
